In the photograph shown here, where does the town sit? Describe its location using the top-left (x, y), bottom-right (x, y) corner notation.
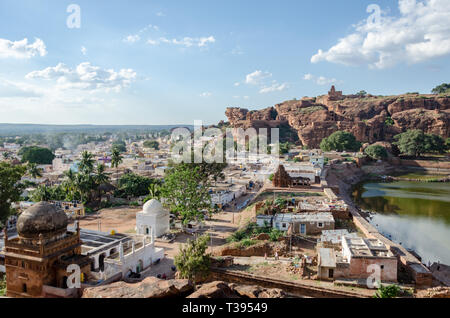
top-left (1, 0), bottom-right (450, 304)
top-left (0, 84), bottom-right (449, 299)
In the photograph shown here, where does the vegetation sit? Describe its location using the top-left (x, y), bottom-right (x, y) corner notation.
top-left (19, 146), bottom-right (55, 164)
top-left (279, 142), bottom-right (292, 155)
top-left (0, 276), bottom-right (6, 296)
top-left (373, 284), bottom-right (401, 298)
top-left (356, 90), bottom-right (367, 97)
top-left (112, 140), bottom-right (127, 153)
top-left (364, 145), bottom-right (388, 160)
top-left (431, 83), bottom-right (450, 94)
top-left (394, 130), bottom-right (445, 157)
top-left (161, 164), bottom-right (212, 225)
top-left (26, 163), bottom-right (43, 179)
top-left (0, 162), bottom-right (26, 223)
top-left (111, 147), bottom-right (123, 184)
top-left (227, 222), bottom-right (284, 243)
top-left (115, 173), bottom-right (155, 198)
top-left (174, 234), bottom-right (211, 283)
top-left (143, 140), bottom-right (159, 150)
top-left (384, 117), bottom-right (394, 126)
top-left (320, 131), bottom-right (361, 152)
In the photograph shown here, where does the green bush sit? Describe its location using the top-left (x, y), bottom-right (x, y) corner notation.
top-left (238, 239), bottom-right (259, 248)
top-left (374, 284), bottom-right (401, 298)
top-left (0, 276), bottom-right (6, 296)
top-left (269, 229), bottom-right (284, 242)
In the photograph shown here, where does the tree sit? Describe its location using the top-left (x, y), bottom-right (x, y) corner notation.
top-left (279, 142), bottom-right (292, 155)
top-left (115, 173), bottom-right (154, 198)
top-left (26, 163), bottom-right (43, 179)
top-left (143, 140), bottom-right (159, 150)
top-left (93, 164), bottom-right (110, 201)
top-left (145, 182), bottom-right (162, 202)
top-left (19, 146), bottom-right (55, 164)
top-left (364, 145), bottom-right (388, 160)
top-left (0, 162), bottom-right (26, 223)
top-left (111, 147), bottom-right (123, 185)
top-left (446, 138), bottom-right (450, 151)
top-left (161, 164), bottom-right (212, 225)
top-left (174, 234), bottom-right (211, 283)
top-left (393, 130), bottom-right (444, 157)
top-left (320, 131), bottom-right (362, 152)
top-left (424, 134), bottom-right (445, 154)
top-left (112, 140), bottom-right (127, 153)
top-left (78, 151), bottom-right (95, 174)
top-left (431, 83), bottom-right (450, 94)
top-left (357, 90), bottom-right (367, 96)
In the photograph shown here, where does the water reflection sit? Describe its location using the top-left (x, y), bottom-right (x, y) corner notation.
top-left (353, 180), bottom-right (450, 264)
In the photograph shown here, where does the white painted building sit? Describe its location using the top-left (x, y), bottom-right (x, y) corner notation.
top-left (136, 199), bottom-right (170, 238)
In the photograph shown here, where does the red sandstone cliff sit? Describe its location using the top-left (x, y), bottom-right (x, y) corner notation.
top-left (225, 89), bottom-right (450, 148)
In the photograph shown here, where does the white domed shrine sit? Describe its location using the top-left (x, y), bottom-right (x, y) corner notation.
top-left (136, 199), bottom-right (170, 237)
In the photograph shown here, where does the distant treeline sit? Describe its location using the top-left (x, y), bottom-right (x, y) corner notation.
top-left (0, 123), bottom-right (193, 136)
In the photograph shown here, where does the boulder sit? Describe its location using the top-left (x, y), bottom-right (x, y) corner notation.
top-left (229, 284), bottom-right (287, 298)
top-left (186, 281), bottom-right (240, 298)
top-left (82, 277), bottom-right (194, 298)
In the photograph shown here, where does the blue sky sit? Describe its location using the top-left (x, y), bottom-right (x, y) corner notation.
top-left (0, 0), bottom-right (449, 125)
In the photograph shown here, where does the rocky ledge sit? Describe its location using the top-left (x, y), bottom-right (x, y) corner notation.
top-left (225, 88), bottom-right (450, 148)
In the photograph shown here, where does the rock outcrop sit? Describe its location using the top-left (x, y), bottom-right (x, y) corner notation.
top-left (82, 277), bottom-right (194, 298)
top-left (225, 89), bottom-right (450, 148)
top-left (186, 281), bottom-right (288, 298)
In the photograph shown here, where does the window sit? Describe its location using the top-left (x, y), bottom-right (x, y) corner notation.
top-left (380, 265), bottom-right (384, 270)
top-left (282, 223), bottom-right (287, 228)
top-left (318, 222), bottom-right (324, 228)
top-left (22, 284), bottom-right (27, 293)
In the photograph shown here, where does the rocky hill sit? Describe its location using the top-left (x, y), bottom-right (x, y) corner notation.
top-left (225, 86), bottom-right (450, 148)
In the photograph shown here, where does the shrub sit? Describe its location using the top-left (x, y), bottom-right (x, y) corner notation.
top-left (269, 229), bottom-right (284, 242)
top-left (374, 284), bottom-right (401, 298)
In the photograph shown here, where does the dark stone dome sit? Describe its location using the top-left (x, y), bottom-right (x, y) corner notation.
top-left (17, 202), bottom-right (68, 238)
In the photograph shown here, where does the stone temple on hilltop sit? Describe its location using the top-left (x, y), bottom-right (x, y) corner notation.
top-left (136, 199), bottom-right (170, 238)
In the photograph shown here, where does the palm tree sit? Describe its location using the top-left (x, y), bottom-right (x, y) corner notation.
top-left (147, 183), bottom-right (162, 201)
top-left (27, 163), bottom-right (42, 179)
top-left (63, 169), bottom-right (77, 201)
top-left (93, 164), bottom-right (110, 201)
top-left (78, 151), bottom-right (95, 174)
top-left (111, 147), bottom-right (123, 185)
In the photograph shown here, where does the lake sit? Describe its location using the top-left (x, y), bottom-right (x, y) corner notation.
top-left (352, 180), bottom-right (450, 265)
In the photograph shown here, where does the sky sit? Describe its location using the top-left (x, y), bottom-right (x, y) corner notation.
top-left (0, 0), bottom-right (449, 125)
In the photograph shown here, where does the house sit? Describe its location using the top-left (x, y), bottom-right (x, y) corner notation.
top-left (317, 235), bottom-right (397, 282)
top-left (257, 212), bottom-right (335, 235)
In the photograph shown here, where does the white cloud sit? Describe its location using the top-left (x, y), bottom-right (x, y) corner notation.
top-left (311, 0), bottom-right (450, 69)
top-left (303, 73), bottom-right (338, 85)
top-left (200, 92), bottom-right (212, 97)
top-left (0, 38), bottom-right (47, 59)
top-left (245, 70), bottom-right (272, 85)
top-left (259, 82), bottom-right (289, 94)
top-left (234, 82), bottom-right (240, 87)
top-left (81, 46), bottom-right (87, 56)
top-left (0, 79), bottom-right (43, 98)
top-left (123, 34), bottom-right (141, 43)
top-left (148, 36), bottom-right (216, 48)
top-left (26, 62), bottom-right (137, 92)
top-left (156, 12), bottom-right (165, 17)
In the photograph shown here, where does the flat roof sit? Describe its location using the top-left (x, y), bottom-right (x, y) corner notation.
top-left (274, 212), bottom-right (334, 223)
top-left (319, 248), bottom-right (336, 268)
